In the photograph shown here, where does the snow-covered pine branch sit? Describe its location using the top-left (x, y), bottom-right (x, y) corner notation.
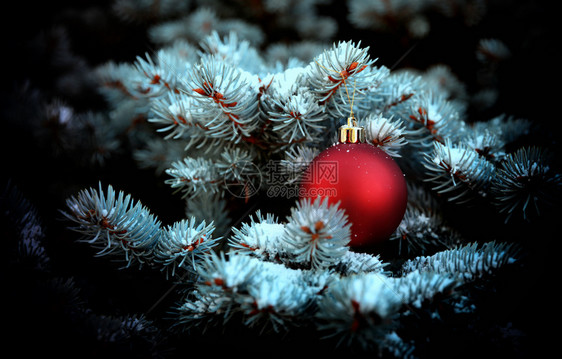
top-left (306, 40), bottom-right (389, 119)
top-left (183, 54), bottom-right (261, 142)
top-left (165, 157), bottom-right (221, 197)
top-left (56, 26), bottom-right (549, 355)
top-left (278, 145), bottom-right (320, 184)
top-left (400, 241), bottom-right (519, 282)
top-left (63, 183), bottom-right (162, 268)
top-left (178, 251), bottom-right (322, 333)
top-left (391, 205), bottom-right (461, 256)
top-left (155, 218), bottom-right (219, 278)
top-left (228, 207), bottom-right (387, 275)
top-left (315, 270), bottom-right (459, 349)
top-left (423, 139), bottom-right (495, 203)
top-left (63, 183), bottom-right (221, 275)
top-left (404, 91), bottom-right (465, 145)
top-left (359, 113), bottom-right (408, 157)
top-left (283, 197), bottom-right (352, 269)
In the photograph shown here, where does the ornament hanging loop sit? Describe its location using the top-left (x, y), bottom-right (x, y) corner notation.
top-left (339, 116), bottom-right (365, 144)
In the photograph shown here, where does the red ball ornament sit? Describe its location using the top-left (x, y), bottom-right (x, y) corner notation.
top-left (300, 119), bottom-right (407, 247)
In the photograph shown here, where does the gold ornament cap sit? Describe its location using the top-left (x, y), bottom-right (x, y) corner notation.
top-left (338, 117), bottom-right (365, 144)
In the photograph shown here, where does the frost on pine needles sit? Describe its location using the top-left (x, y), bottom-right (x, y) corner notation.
top-left (392, 206), bottom-right (452, 255)
top-left (55, 27), bottom-right (542, 354)
top-left (166, 157), bottom-right (221, 197)
top-left (155, 218), bottom-right (219, 277)
top-left (63, 183), bottom-right (162, 268)
top-left (359, 113), bottom-right (408, 157)
top-left (63, 183), bottom-right (221, 274)
top-left (180, 251), bottom-right (317, 333)
top-left (401, 241), bottom-right (519, 282)
top-left (405, 91), bottom-right (463, 144)
top-left (316, 272), bottom-right (402, 347)
top-left (185, 55), bottom-right (260, 141)
top-left (424, 139), bottom-right (494, 203)
top-left (307, 40), bottom-right (388, 118)
top-left (229, 211), bottom-right (291, 262)
top-left (284, 197), bottom-right (352, 269)
top-left (279, 145), bottom-right (320, 184)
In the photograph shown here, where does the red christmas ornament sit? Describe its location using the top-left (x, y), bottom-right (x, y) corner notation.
top-left (300, 118), bottom-right (407, 247)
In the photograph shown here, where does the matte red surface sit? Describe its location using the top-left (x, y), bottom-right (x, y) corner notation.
top-left (300, 143), bottom-right (408, 247)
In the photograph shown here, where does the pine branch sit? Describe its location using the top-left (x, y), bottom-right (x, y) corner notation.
top-left (52, 19), bottom-right (544, 355)
top-left (63, 183), bottom-right (220, 275)
top-left (184, 54), bottom-right (261, 142)
top-left (283, 197), bottom-right (352, 270)
top-left (63, 183), bottom-right (162, 268)
top-left (165, 157), bottom-right (222, 197)
top-left (306, 40), bottom-right (389, 118)
top-left (154, 217), bottom-right (220, 278)
top-left (404, 91), bottom-right (464, 145)
top-left (401, 241), bottom-right (520, 282)
top-left (423, 139), bottom-right (494, 203)
top-left (391, 205), bottom-right (461, 256)
top-left (228, 210), bottom-right (292, 263)
top-left (179, 251), bottom-right (322, 333)
top-left (359, 113), bottom-right (408, 157)
top-left (1, 181), bottom-right (50, 270)
top-left (491, 146), bottom-right (562, 222)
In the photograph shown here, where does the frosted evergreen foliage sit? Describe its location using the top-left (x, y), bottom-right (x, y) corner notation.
top-left (279, 145), bottom-right (321, 184)
top-left (199, 31), bottom-right (268, 74)
top-left (229, 207), bottom-right (387, 276)
top-left (215, 147), bottom-right (257, 183)
top-left (184, 55), bottom-right (261, 141)
top-left (392, 206), bottom-right (448, 255)
top-left (56, 23), bottom-right (557, 355)
top-left (165, 157), bottom-right (221, 197)
top-left (268, 87), bottom-right (326, 144)
top-left (316, 272), bottom-right (402, 347)
top-left (405, 91), bottom-right (464, 144)
top-left (181, 251), bottom-right (318, 332)
top-left (229, 211), bottom-right (292, 262)
top-left (390, 182), bottom-right (463, 256)
top-left (401, 242), bottom-right (519, 282)
top-left (423, 139), bottom-right (494, 203)
top-left (89, 31), bottom-right (553, 216)
top-left (333, 251), bottom-right (388, 275)
top-left (393, 270), bottom-right (459, 309)
top-left (314, 270), bottom-right (459, 348)
top-left (134, 53), bottom-right (185, 98)
top-left (283, 197), bottom-right (352, 269)
top-left (306, 41), bottom-right (389, 118)
top-left (359, 114), bottom-right (408, 157)
top-left (375, 70), bottom-right (425, 114)
top-left (63, 183), bottom-right (162, 267)
top-left (471, 114), bottom-right (531, 145)
top-left (155, 218), bottom-right (219, 277)
top-left (491, 147), bottom-right (562, 221)
top-left (63, 184), bottom-right (221, 273)
top-left (464, 128), bottom-right (505, 162)
top-left (149, 92), bottom-right (199, 141)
